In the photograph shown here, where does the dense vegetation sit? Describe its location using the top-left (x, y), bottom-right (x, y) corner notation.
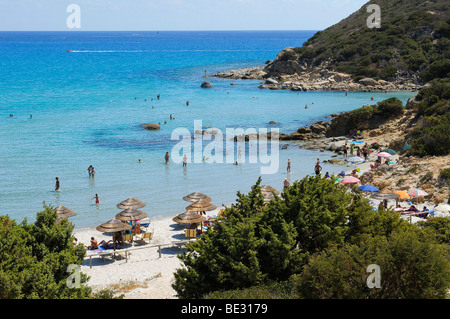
top-left (275, 0), bottom-right (449, 83)
top-left (326, 97), bottom-right (405, 137)
top-left (0, 206), bottom-right (92, 298)
top-left (406, 79), bottom-right (450, 156)
top-left (173, 177), bottom-right (450, 299)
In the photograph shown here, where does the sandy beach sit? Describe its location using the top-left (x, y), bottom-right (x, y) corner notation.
top-left (74, 208), bottom-right (223, 299)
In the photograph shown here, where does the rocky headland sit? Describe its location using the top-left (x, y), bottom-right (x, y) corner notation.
top-left (208, 47), bottom-right (422, 92)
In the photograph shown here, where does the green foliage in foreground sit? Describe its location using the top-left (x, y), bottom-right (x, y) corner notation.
top-left (0, 205), bottom-right (92, 299)
top-left (173, 177), bottom-right (450, 299)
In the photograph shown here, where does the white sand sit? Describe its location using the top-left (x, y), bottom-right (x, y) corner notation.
top-left (74, 208), bottom-right (222, 299)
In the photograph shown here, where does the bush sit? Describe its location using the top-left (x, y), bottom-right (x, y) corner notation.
top-left (0, 205), bottom-right (92, 298)
top-left (376, 97), bottom-right (404, 117)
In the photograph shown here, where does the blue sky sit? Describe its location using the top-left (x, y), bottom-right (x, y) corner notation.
top-left (0, 0), bottom-right (369, 31)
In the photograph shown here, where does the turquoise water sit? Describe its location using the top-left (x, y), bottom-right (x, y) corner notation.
top-left (0, 31), bottom-right (416, 228)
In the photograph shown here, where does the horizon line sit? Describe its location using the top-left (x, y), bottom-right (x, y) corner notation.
top-left (0, 29), bottom-right (321, 32)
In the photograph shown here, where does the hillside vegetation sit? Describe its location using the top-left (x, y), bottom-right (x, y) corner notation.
top-left (268, 0), bottom-right (449, 84)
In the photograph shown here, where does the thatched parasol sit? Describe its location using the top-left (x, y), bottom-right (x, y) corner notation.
top-left (172, 211), bottom-right (206, 224)
top-left (183, 191), bottom-right (212, 202)
top-left (96, 218), bottom-right (132, 233)
top-left (96, 219), bottom-right (132, 251)
top-left (54, 205), bottom-right (77, 219)
top-left (260, 184), bottom-right (280, 195)
top-left (185, 199), bottom-right (217, 212)
top-left (116, 197), bottom-right (146, 209)
top-left (115, 209), bottom-right (148, 222)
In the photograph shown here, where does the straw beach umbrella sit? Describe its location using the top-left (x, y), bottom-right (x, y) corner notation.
top-left (185, 199), bottom-right (217, 213)
top-left (260, 184), bottom-right (280, 195)
top-left (115, 209), bottom-right (148, 222)
top-left (183, 192), bottom-right (212, 203)
top-left (54, 205), bottom-right (77, 220)
top-left (172, 211), bottom-right (206, 224)
top-left (96, 219), bottom-right (132, 251)
top-left (116, 197), bottom-right (146, 209)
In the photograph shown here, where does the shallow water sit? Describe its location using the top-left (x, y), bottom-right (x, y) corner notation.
top-left (0, 31), bottom-right (416, 228)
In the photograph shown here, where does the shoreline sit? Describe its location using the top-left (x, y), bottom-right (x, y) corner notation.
top-left (208, 65), bottom-right (423, 92)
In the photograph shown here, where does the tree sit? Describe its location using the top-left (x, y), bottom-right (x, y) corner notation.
top-left (294, 229), bottom-right (450, 299)
top-left (172, 178), bottom-right (303, 299)
top-left (0, 205), bottom-right (92, 298)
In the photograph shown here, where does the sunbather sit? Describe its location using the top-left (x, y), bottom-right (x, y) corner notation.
top-left (87, 237), bottom-right (98, 250)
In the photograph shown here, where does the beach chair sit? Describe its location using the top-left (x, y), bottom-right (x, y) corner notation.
top-left (122, 233), bottom-right (134, 243)
top-left (134, 231), bottom-right (153, 244)
top-left (185, 229), bottom-right (196, 239)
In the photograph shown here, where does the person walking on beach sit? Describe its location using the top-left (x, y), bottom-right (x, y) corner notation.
top-left (363, 146), bottom-right (368, 161)
top-left (55, 177), bottom-right (60, 191)
top-left (165, 152), bottom-right (170, 164)
top-left (343, 143), bottom-right (348, 159)
top-left (287, 158), bottom-right (291, 172)
top-left (183, 154), bottom-right (188, 167)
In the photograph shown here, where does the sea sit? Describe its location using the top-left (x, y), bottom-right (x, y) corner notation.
top-left (0, 31), bottom-right (416, 228)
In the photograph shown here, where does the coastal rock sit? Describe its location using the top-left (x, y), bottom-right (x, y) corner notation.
top-left (359, 78), bottom-right (380, 86)
top-left (201, 81), bottom-right (214, 88)
top-left (265, 78), bottom-right (278, 85)
top-left (140, 123), bottom-right (160, 130)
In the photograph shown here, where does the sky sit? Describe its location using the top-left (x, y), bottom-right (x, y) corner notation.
top-left (0, 0), bottom-right (369, 31)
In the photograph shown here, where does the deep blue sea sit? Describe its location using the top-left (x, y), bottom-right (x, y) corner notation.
top-left (0, 31), bottom-right (416, 228)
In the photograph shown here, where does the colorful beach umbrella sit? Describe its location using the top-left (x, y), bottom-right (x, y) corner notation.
top-left (408, 189), bottom-right (428, 197)
top-left (377, 152), bottom-right (392, 158)
top-left (434, 204), bottom-right (450, 213)
top-left (341, 176), bottom-right (360, 184)
top-left (346, 156), bottom-right (365, 163)
top-left (381, 149), bottom-right (397, 155)
top-left (394, 190), bottom-right (410, 199)
top-left (357, 184), bottom-right (379, 192)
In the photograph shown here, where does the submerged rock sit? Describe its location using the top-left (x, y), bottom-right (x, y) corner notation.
top-left (140, 123), bottom-right (160, 130)
top-left (201, 81), bottom-right (213, 88)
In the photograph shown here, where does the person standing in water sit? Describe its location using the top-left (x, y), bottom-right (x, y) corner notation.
top-left (165, 152), bottom-right (170, 164)
top-left (183, 154), bottom-right (188, 167)
top-left (287, 158), bottom-right (291, 172)
top-left (93, 194), bottom-right (99, 205)
top-left (55, 177), bottom-right (60, 191)
top-left (315, 162), bottom-right (322, 176)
